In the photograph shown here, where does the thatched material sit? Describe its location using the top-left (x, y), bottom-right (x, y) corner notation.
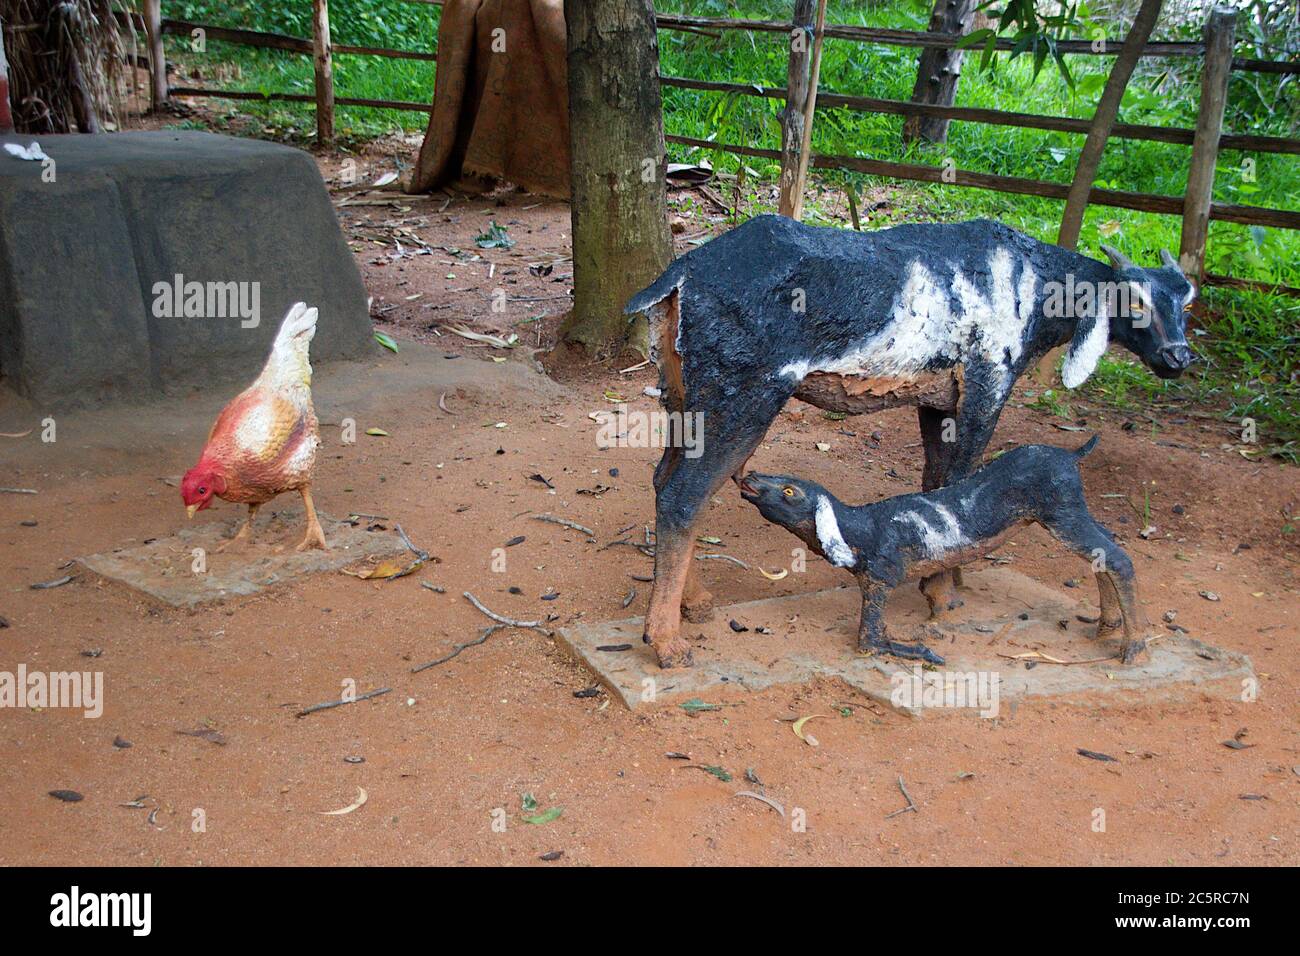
top-left (0, 1), bottom-right (129, 133)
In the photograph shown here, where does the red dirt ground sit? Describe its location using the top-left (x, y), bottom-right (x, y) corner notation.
top-left (0, 135), bottom-right (1296, 866)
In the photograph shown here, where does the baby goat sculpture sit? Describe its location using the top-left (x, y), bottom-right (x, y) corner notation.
top-left (739, 438), bottom-right (1149, 667)
top-left (627, 214), bottom-right (1194, 668)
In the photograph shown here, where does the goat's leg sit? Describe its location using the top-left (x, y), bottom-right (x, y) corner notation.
top-left (644, 394), bottom-right (789, 668)
top-left (1049, 512), bottom-right (1148, 664)
top-left (918, 404), bottom-right (970, 602)
top-left (857, 574), bottom-right (945, 665)
top-left (653, 444), bottom-right (712, 622)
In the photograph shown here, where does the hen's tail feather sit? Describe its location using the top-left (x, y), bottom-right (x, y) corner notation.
top-left (274, 302), bottom-right (318, 349)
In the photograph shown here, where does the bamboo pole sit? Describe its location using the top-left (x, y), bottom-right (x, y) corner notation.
top-left (790, 0), bottom-right (828, 221)
top-left (1057, 0), bottom-right (1164, 250)
top-left (311, 0), bottom-right (335, 147)
top-left (1179, 6), bottom-right (1237, 281)
top-left (144, 0), bottom-right (168, 109)
top-left (777, 0), bottom-right (815, 217)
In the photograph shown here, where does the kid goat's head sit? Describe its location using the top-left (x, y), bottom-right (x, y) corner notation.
top-left (1099, 244), bottom-right (1196, 381)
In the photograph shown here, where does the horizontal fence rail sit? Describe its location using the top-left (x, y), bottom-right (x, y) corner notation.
top-left (651, 13), bottom-right (1299, 75)
top-left (659, 76), bottom-right (1300, 156)
top-left (664, 134), bottom-right (1300, 231)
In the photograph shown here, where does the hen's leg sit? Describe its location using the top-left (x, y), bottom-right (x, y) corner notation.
top-left (216, 504), bottom-right (259, 553)
top-left (296, 485), bottom-right (329, 551)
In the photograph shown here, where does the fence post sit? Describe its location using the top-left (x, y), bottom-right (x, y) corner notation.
top-left (778, 0), bottom-right (816, 217)
top-left (1179, 6), bottom-right (1236, 282)
top-left (312, 0), bottom-right (335, 147)
top-left (144, 0), bottom-right (168, 109)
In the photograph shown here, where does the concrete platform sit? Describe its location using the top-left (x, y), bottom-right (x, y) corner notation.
top-left (77, 507), bottom-right (407, 607)
top-left (556, 567), bottom-right (1254, 715)
top-left (0, 131), bottom-right (373, 406)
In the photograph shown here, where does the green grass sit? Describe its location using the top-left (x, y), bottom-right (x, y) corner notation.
top-left (159, 0), bottom-right (1299, 454)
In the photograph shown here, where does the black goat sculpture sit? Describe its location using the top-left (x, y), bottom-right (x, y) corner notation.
top-left (738, 437), bottom-right (1150, 667)
top-left (626, 214), bottom-right (1195, 668)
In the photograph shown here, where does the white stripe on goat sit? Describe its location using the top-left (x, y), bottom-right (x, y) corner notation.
top-left (815, 495), bottom-right (857, 568)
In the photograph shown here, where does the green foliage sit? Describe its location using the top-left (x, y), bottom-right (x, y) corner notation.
top-left (164, 0), bottom-right (1298, 450)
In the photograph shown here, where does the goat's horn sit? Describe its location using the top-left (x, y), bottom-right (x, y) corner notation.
top-left (1099, 244), bottom-right (1134, 271)
top-left (1160, 248), bottom-right (1180, 270)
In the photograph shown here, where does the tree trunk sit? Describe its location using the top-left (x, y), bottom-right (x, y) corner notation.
top-left (312, 0), bottom-right (335, 148)
top-left (1057, 0), bottom-right (1164, 249)
top-left (777, 0), bottom-right (816, 216)
top-left (0, 16), bottom-right (13, 134)
top-left (902, 0), bottom-right (977, 145)
top-left (559, 0), bottom-right (673, 356)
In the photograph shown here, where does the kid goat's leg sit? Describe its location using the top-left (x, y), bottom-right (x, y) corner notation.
top-left (1050, 512), bottom-right (1148, 663)
top-left (856, 574), bottom-right (946, 665)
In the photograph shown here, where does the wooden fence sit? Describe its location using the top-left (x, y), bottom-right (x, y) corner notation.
top-left (128, 1), bottom-right (1299, 295)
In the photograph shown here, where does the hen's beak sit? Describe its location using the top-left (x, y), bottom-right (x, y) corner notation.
top-left (186, 504), bottom-right (199, 519)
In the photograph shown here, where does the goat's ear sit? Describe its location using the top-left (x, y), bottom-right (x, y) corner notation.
top-left (1060, 309), bottom-right (1111, 389)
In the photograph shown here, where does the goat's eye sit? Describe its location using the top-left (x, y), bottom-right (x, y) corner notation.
top-left (782, 487), bottom-right (795, 498)
top-left (1183, 302), bottom-right (1194, 312)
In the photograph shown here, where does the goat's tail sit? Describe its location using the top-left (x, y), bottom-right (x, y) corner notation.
top-left (1075, 435), bottom-right (1100, 459)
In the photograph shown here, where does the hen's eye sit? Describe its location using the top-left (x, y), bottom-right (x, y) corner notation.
top-left (782, 487), bottom-right (795, 498)
top-left (198, 486), bottom-right (207, 495)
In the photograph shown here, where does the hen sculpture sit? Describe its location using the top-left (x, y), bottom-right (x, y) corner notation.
top-left (180, 302), bottom-right (327, 551)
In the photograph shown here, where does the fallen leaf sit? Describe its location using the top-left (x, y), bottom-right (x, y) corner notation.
top-left (319, 787), bottom-right (368, 815)
top-left (679, 698), bottom-right (720, 713)
top-left (734, 790), bottom-right (785, 817)
top-left (758, 567), bottom-right (788, 580)
top-left (522, 806), bottom-right (563, 825)
top-left (365, 427), bottom-right (390, 437)
top-left (793, 714), bottom-right (828, 746)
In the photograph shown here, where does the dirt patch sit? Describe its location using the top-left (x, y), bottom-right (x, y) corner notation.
top-left (0, 138), bottom-right (1296, 866)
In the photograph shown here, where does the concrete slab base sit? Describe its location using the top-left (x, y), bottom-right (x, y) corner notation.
top-left (555, 567), bottom-right (1254, 715)
top-left (77, 507), bottom-right (407, 607)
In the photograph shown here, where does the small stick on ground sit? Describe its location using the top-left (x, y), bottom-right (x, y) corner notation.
top-left (696, 553), bottom-right (750, 570)
top-left (1, 487), bottom-right (38, 495)
top-left (296, 687), bottom-right (392, 718)
top-left (885, 776), bottom-right (918, 818)
top-left (463, 591), bottom-right (553, 636)
top-left (532, 514), bottom-right (595, 537)
top-left (412, 624), bottom-right (504, 673)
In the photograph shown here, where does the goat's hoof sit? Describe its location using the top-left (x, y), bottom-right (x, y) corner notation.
top-left (653, 637), bottom-right (695, 669)
top-left (1095, 617), bottom-right (1124, 642)
top-left (859, 636), bottom-right (945, 666)
top-left (1119, 638), bottom-right (1147, 665)
top-left (682, 601), bottom-right (714, 624)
